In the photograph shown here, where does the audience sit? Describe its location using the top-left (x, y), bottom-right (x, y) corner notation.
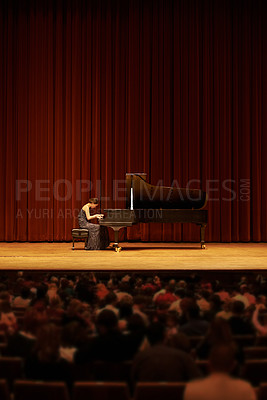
top-left (195, 317), bottom-right (244, 370)
top-left (184, 344), bottom-right (256, 400)
top-left (12, 286), bottom-right (32, 309)
top-left (75, 309), bottom-right (138, 363)
top-left (169, 287), bottom-right (185, 314)
top-left (179, 303), bottom-right (210, 336)
top-left (0, 270), bottom-right (267, 393)
top-left (96, 292), bottom-right (119, 317)
top-left (132, 295), bottom-right (149, 326)
top-left (5, 308), bottom-right (45, 358)
top-left (0, 298), bottom-right (17, 334)
top-left (252, 304), bottom-right (267, 335)
top-left (24, 322), bottom-right (72, 383)
top-left (131, 322), bottom-right (201, 382)
top-left (228, 301), bottom-right (254, 335)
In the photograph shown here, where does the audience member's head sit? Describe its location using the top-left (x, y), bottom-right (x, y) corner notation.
top-left (20, 286), bottom-right (31, 300)
top-left (256, 295), bottom-right (267, 307)
top-left (118, 300), bottom-right (133, 320)
top-left (34, 323), bottom-right (61, 363)
top-left (208, 295), bottom-right (222, 312)
top-left (205, 318), bottom-right (233, 344)
top-left (146, 322), bottom-right (165, 345)
top-left (49, 276), bottom-right (59, 286)
top-left (166, 332), bottom-right (191, 353)
top-left (61, 321), bottom-right (87, 347)
top-left (0, 299), bottom-right (12, 313)
top-left (127, 313), bottom-right (146, 333)
top-left (96, 309), bottom-right (118, 334)
top-left (180, 298), bottom-right (195, 315)
top-left (186, 304), bottom-right (201, 320)
top-left (166, 279), bottom-right (176, 293)
top-left (22, 307), bottom-right (47, 334)
top-left (209, 344), bottom-right (236, 373)
top-left (0, 291), bottom-right (10, 302)
top-left (104, 292), bottom-right (118, 306)
top-left (49, 294), bottom-right (63, 309)
top-left (200, 290), bottom-right (211, 300)
top-left (177, 280), bottom-right (187, 289)
top-left (174, 288), bottom-right (185, 299)
top-left (133, 295), bottom-right (147, 309)
top-left (166, 311), bottom-right (179, 328)
top-left (231, 300), bottom-right (245, 316)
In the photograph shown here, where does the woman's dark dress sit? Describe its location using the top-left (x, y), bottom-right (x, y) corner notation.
top-left (78, 209), bottom-right (110, 250)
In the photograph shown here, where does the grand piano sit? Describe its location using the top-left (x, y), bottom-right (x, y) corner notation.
top-left (99, 173), bottom-right (208, 252)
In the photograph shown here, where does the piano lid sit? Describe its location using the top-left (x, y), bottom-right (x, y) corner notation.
top-left (126, 173), bottom-right (207, 210)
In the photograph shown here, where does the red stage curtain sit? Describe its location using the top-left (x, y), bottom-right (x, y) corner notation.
top-left (0, 0), bottom-right (266, 242)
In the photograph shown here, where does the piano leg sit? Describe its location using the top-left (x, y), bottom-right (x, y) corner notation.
top-left (200, 224), bottom-right (207, 249)
top-left (112, 227), bottom-right (122, 253)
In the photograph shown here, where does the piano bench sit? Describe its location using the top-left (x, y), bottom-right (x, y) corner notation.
top-left (71, 229), bottom-right (89, 250)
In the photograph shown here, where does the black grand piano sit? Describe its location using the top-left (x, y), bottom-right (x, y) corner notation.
top-left (99, 173), bottom-right (208, 252)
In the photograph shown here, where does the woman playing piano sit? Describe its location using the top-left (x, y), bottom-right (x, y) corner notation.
top-left (78, 198), bottom-right (110, 250)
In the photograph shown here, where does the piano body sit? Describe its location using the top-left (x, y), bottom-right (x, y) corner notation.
top-left (99, 173), bottom-right (208, 252)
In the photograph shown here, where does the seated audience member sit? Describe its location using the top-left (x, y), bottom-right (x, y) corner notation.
top-left (155, 302), bottom-right (170, 324)
top-left (63, 299), bottom-right (94, 332)
top-left (5, 308), bottom-right (46, 358)
top-left (179, 304), bottom-right (209, 336)
top-left (117, 299), bottom-right (133, 331)
top-left (153, 279), bottom-right (176, 302)
top-left (166, 332), bottom-right (191, 353)
top-left (30, 284), bottom-right (49, 309)
top-left (196, 318), bottom-right (243, 366)
top-left (216, 299), bottom-right (233, 320)
top-left (196, 290), bottom-right (211, 314)
top-left (126, 313), bottom-right (148, 353)
top-left (165, 311), bottom-right (180, 338)
top-left (46, 295), bottom-right (65, 322)
top-left (215, 285), bottom-right (230, 303)
top-left (75, 309), bottom-right (136, 363)
top-left (153, 275), bottom-right (162, 290)
top-left (96, 292), bottom-right (119, 317)
top-left (132, 295), bottom-right (150, 326)
top-left (204, 295), bottom-right (223, 321)
top-left (25, 322), bottom-right (72, 383)
top-left (241, 285), bottom-right (256, 306)
top-left (46, 283), bottom-right (58, 303)
top-left (238, 276), bottom-right (248, 286)
top-left (183, 344), bottom-right (256, 400)
top-left (75, 274), bottom-right (97, 304)
top-left (132, 322), bottom-right (201, 382)
top-left (154, 280), bottom-right (177, 306)
top-left (141, 277), bottom-right (159, 295)
top-left (95, 282), bottom-right (109, 301)
top-left (231, 287), bottom-right (249, 309)
top-left (0, 299), bottom-right (17, 334)
top-left (115, 281), bottom-right (133, 302)
top-left (228, 301), bottom-right (254, 335)
top-left (107, 272), bottom-right (119, 291)
top-left (169, 288), bottom-right (186, 315)
top-left (58, 277), bottom-right (74, 299)
top-left (252, 304), bottom-right (267, 335)
top-left (60, 320), bottom-right (88, 362)
top-left (255, 294), bottom-right (267, 310)
top-left (12, 286), bottom-right (32, 308)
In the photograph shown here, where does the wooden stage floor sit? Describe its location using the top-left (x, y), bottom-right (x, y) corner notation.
top-left (0, 242), bottom-right (266, 271)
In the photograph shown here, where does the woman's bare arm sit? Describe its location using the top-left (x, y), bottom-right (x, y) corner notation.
top-left (252, 306), bottom-right (267, 335)
top-left (82, 205), bottom-right (95, 221)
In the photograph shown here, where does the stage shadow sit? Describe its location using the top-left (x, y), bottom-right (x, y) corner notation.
top-left (117, 246), bottom-right (202, 251)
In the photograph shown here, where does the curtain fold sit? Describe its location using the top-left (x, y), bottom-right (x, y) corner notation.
top-left (0, 0), bottom-right (266, 242)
